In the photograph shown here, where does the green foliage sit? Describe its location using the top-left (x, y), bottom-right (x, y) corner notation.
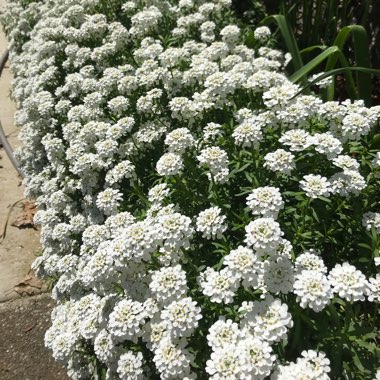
top-left (261, 12), bottom-right (376, 105)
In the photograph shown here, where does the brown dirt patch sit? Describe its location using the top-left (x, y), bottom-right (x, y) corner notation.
top-left (0, 294), bottom-right (69, 380)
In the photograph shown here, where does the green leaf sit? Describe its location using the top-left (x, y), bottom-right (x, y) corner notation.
top-left (245, 30), bottom-right (255, 48)
top-left (311, 207), bottom-right (320, 223)
top-left (318, 196), bottom-right (332, 203)
top-left (351, 349), bottom-right (366, 372)
top-left (371, 134), bottom-right (380, 149)
top-left (358, 243), bottom-right (372, 250)
top-left (353, 338), bottom-right (378, 353)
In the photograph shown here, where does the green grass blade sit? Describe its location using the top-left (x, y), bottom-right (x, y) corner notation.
top-left (292, 66), bottom-right (380, 99)
top-left (325, 52), bottom-right (357, 100)
top-left (350, 26), bottom-right (371, 105)
top-left (300, 45), bottom-right (327, 55)
top-left (261, 14), bottom-right (307, 85)
top-left (326, 0), bottom-right (338, 43)
top-left (289, 46), bottom-right (341, 83)
top-left (326, 25), bottom-right (372, 105)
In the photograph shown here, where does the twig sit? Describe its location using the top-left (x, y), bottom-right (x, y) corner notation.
top-left (0, 198), bottom-right (26, 245)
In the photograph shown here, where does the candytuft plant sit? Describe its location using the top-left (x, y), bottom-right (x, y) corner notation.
top-left (1, 0), bottom-right (380, 379)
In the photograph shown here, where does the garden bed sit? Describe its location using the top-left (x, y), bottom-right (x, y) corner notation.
top-left (1, 0), bottom-right (379, 379)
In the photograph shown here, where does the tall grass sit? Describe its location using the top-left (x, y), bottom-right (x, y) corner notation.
top-left (258, 1), bottom-right (379, 106)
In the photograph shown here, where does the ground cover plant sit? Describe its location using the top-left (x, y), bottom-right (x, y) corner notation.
top-left (1, 0), bottom-right (380, 378)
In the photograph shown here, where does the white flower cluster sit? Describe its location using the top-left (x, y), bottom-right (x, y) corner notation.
top-left (3, 0), bottom-right (379, 378)
top-left (272, 350), bottom-right (331, 379)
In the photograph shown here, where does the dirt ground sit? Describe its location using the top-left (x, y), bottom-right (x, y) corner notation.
top-left (0, 295), bottom-right (69, 380)
top-left (0, 0), bottom-right (41, 302)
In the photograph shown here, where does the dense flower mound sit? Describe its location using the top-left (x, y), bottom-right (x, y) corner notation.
top-left (2, 0), bottom-right (380, 378)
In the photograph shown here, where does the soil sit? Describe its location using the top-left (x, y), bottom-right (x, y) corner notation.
top-left (0, 0), bottom-right (41, 302)
top-left (0, 294), bottom-right (69, 380)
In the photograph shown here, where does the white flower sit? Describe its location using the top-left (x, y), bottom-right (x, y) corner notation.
top-left (197, 145), bottom-right (227, 165)
top-left (262, 257), bottom-right (295, 294)
top-left (108, 298), bottom-right (147, 342)
top-left (310, 132), bottom-right (343, 158)
top-left (79, 246), bottom-right (114, 287)
top-left (328, 262), bottom-right (369, 301)
top-left (207, 319), bottom-right (241, 350)
top-left (148, 183), bottom-right (170, 204)
top-left (220, 25), bottom-right (240, 45)
top-left (105, 160), bottom-right (135, 185)
top-left (279, 129), bottom-right (313, 151)
top-left (247, 186), bottom-right (284, 219)
top-left (96, 188), bottom-right (123, 215)
top-left (299, 350), bottom-right (331, 379)
top-left (94, 329), bottom-right (116, 364)
top-left (198, 267), bottom-right (239, 303)
top-left (161, 297), bottom-right (202, 338)
top-left (232, 118), bottom-right (263, 148)
top-left (341, 112), bottom-right (372, 140)
top-left (197, 146), bottom-right (229, 175)
top-left (263, 83), bottom-right (299, 108)
top-left (223, 245), bottom-right (259, 287)
top-left (309, 72), bottom-right (333, 88)
top-left (157, 211), bottom-right (194, 250)
top-left (362, 212), bottom-right (380, 233)
top-left (332, 155), bottom-right (360, 171)
top-left (273, 350), bottom-right (331, 380)
top-left (300, 174), bottom-right (331, 198)
top-left (149, 265), bottom-right (188, 304)
top-left (153, 337), bottom-right (193, 380)
top-left (120, 220), bottom-right (158, 262)
top-left (108, 96), bottom-right (129, 116)
top-left (245, 217), bottom-right (283, 252)
top-left (203, 122), bottom-right (222, 141)
top-left (50, 332), bottom-right (77, 363)
top-left (238, 336), bottom-right (276, 379)
top-left (330, 170), bottom-right (367, 196)
top-left (156, 153), bottom-right (184, 176)
top-left (295, 250), bottom-right (327, 274)
top-left (368, 274), bottom-right (380, 303)
top-left (254, 26), bottom-right (271, 42)
top-left (165, 128), bottom-right (195, 153)
top-left (239, 296), bottom-right (293, 343)
top-left (117, 351), bottom-right (144, 380)
top-left (206, 347), bottom-right (247, 379)
top-left (294, 270), bottom-right (333, 312)
top-left (264, 149), bottom-right (295, 175)
top-left (372, 152), bottom-right (380, 177)
top-left (196, 206), bottom-right (227, 239)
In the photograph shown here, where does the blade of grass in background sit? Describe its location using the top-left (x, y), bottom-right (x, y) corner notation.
top-left (261, 14), bottom-right (308, 86)
top-left (292, 66), bottom-right (380, 99)
top-left (290, 46), bottom-right (342, 83)
top-left (290, 46), bottom-right (357, 100)
top-left (300, 45), bottom-right (327, 55)
top-left (325, 25), bottom-right (372, 105)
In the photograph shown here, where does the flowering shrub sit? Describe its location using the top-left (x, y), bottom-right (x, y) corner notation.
top-left (2, 0), bottom-right (380, 379)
